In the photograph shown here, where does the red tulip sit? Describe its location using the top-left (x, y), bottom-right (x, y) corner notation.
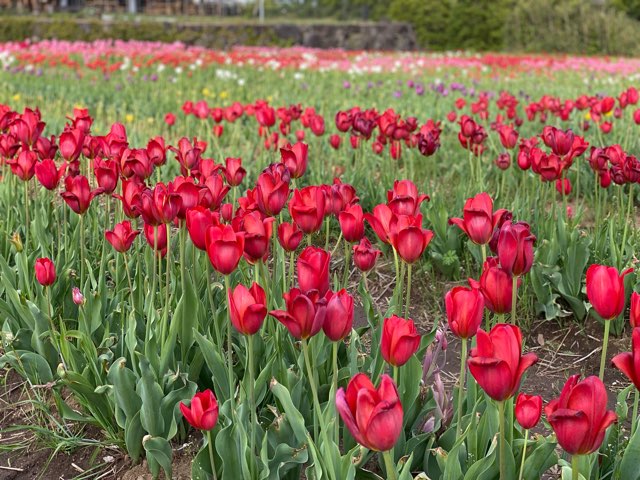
top-left (59, 128), bottom-right (85, 162)
top-left (105, 221), bottom-right (140, 253)
top-left (555, 178), bottom-right (571, 196)
top-left (381, 314), bottom-right (421, 367)
top-left (255, 163), bottom-right (290, 216)
top-left (234, 211), bottom-right (275, 264)
top-left (171, 137), bottom-right (203, 174)
top-left (329, 134), bottom-right (341, 149)
top-left (515, 393), bottom-right (542, 430)
top-left (179, 390), bottom-right (219, 431)
top-left (497, 221), bottom-right (536, 277)
top-left (35, 257), bottom-right (56, 286)
top-left (277, 222), bottom-right (303, 252)
top-left (269, 288), bottom-right (327, 339)
top-left (143, 223), bottom-right (167, 256)
top-left (164, 112), bottom-right (175, 126)
top-left (445, 285), bottom-right (484, 339)
top-left (386, 179), bottom-right (429, 216)
top-left (228, 282), bottom-right (267, 335)
top-left (72, 287), bottom-right (85, 305)
top-left (201, 174), bottom-right (230, 210)
top-left (138, 183), bottom-right (182, 226)
top-left (498, 125), bottom-right (519, 150)
top-left (280, 142), bottom-right (308, 179)
top-left (631, 292), bottom-right (640, 328)
top-left (116, 179), bottom-right (144, 219)
top-left (93, 157), bottom-right (119, 194)
top-left (468, 323), bottom-right (538, 401)
top-left (352, 237), bottom-right (381, 272)
top-left (336, 373), bottom-right (403, 452)
top-left (364, 204), bottom-right (395, 244)
top-left (545, 375), bottom-right (616, 455)
top-left (186, 206), bottom-right (218, 251)
top-left (7, 149), bottom-right (37, 181)
top-left (289, 186), bottom-right (325, 234)
top-left (389, 214), bottom-right (433, 264)
top-left (61, 175), bottom-right (102, 215)
top-left (35, 158), bottom-right (66, 190)
top-left (473, 257), bottom-right (515, 314)
top-left (206, 224), bottom-right (245, 275)
top-left (449, 192), bottom-right (509, 245)
top-left (224, 157), bottom-right (246, 187)
top-left (612, 327), bottom-right (640, 390)
top-left (297, 246), bottom-right (330, 296)
top-left (541, 126), bottom-right (574, 157)
top-left (338, 204), bottom-right (365, 243)
top-left (323, 289), bottom-right (354, 341)
top-left (586, 264), bottom-right (633, 320)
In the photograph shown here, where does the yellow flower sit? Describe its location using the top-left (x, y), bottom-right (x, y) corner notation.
top-left (604, 110), bottom-right (613, 118)
top-left (584, 112), bottom-right (591, 121)
top-left (202, 87), bottom-right (211, 97)
top-left (219, 91), bottom-right (228, 99)
top-left (267, 95), bottom-right (273, 102)
top-left (125, 114), bottom-right (134, 123)
top-left (147, 117), bottom-right (154, 124)
top-left (12, 94), bottom-right (20, 102)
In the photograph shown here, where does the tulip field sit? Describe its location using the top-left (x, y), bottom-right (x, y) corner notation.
top-left (3, 40), bottom-right (640, 479)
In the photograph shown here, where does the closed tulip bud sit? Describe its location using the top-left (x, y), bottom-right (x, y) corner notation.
top-left (515, 393), bottom-right (542, 430)
top-left (61, 175), bottom-right (103, 215)
top-left (323, 289), bottom-right (354, 341)
top-left (630, 292), bottom-right (640, 328)
top-left (390, 214), bottom-right (433, 264)
top-left (105, 220), bottom-right (140, 253)
top-left (255, 163), bottom-right (290, 216)
top-left (329, 134), bottom-right (341, 149)
top-left (35, 158), bottom-right (66, 190)
top-left (612, 327), bottom-right (640, 390)
top-left (179, 390), bottom-right (219, 431)
top-left (450, 192), bottom-right (510, 246)
top-left (164, 112), bottom-right (175, 126)
top-left (297, 246), bottom-right (330, 296)
top-left (381, 314), bottom-right (421, 367)
top-left (269, 288), bottom-right (328, 339)
top-left (224, 157), bottom-right (246, 187)
top-left (555, 178), bottom-right (571, 196)
top-left (289, 186), bottom-right (325, 234)
top-left (234, 211), bottom-right (275, 264)
top-left (277, 222), bottom-right (303, 252)
top-left (586, 264), bottom-right (633, 320)
top-left (352, 237), bottom-right (381, 272)
top-left (545, 375), bottom-right (616, 455)
top-left (10, 232), bottom-right (23, 252)
top-left (445, 285), bottom-right (484, 339)
top-left (186, 206), bottom-right (218, 251)
top-left (35, 257), bottom-right (56, 286)
top-left (497, 221), bottom-right (536, 277)
top-left (498, 125), bottom-right (519, 150)
top-left (338, 204), bottom-right (364, 243)
top-left (495, 152), bottom-right (511, 170)
top-left (280, 142), bottom-right (308, 179)
top-left (206, 224), bottom-right (245, 276)
top-left (474, 257), bottom-right (515, 314)
top-left (94, 157), bottom-right (119, 194)
top-left (336, 373), bottom-right (403, 452)
top-left (468, 323), bottom-right (538, 401)
top-left (72, 287), bottom-right (85, 306)
top-left (228, 282), bottom-right (267, 335)
top-left (143, 223), bottom-right (167, 256)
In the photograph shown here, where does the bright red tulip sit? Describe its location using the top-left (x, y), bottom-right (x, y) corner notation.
top-left (201, 174), bottom-right (230, 210)
top-left (468, 323), bottom-right (538, 401)
top-left (143, 223), bottom-right (167, 256)
top-left (7, 149), bottom-right (36, 181)
top-left (179, 390), bottom-right (219, 431)
top-left (35, 158), bottom-right (65, 190)
top-left (352, 237), bottom-right (381, 272)
top-left (289, 186), bottom-right (325, 234)
top-left (224, 157), bottom-right (246, 187)
top-left (255, 163), bottom-right (290, 216)
top-left (389, 214), bottom-right (433, 264)
top-left (336, 373), bottom-right (403, 452)
top-left (323, 289), bottom-right (354, 341)
top-left (206, 224), bottom-right (245, 275)
top-left (269, 288), bottom-right (328, 339)
top-left (498, 125), bottom-right (519, 150)
top-left (586, 264), bottom-right (633, 320)
top-left (545, 375), bottom-right (616, 455)
top-left (105, 221), bottom-right (140, 253)
top-left (297, 246), bottom-right (330, 296)
top-left (631, 292), bottom-right (640, 328)
top-left (280, 142), bottom-right (308, 179)
top-left (449, 192), bottom-right (509, 245)
top-left (473, 257), bottom-right (515, 314)
top-left (61, 175), bottom-right (102, 215)
top-left (386, 179), bottom-right (429, 216)
top-left (515, 393), bottom-right (542, 430)
top-left (381, 314), bottom-right (421, 367)
top-left (497, 221), bottom-right (536, 277)
top-left (164, 112), bottom-right (175, 126)
top-left (116, 179), bottom-right (144, 219)
top-left (364, 204), bottom-right (395, 244)
top-left (35, 257), bottom-right (56, 286)
top-left (172, 176), bottom-right (201, 219)
top-left (93, 157), bottom-right (119, 194)
top-left (338, 204), bottom-right (365, 243)
top-left (234, 211), bottom-right (275, 264)
top-left (228, 282), bottom-right (267, 335)
top-left (277, 222), bottom-right (303, 252)
top-left (186, 206), bottom-right (218, 251)
top-left (445, 285), bottom-right (484, 339)
top-left (612, 327), bottom-right (640, 390)
top-left (59, 128), bottom-right (84, 162)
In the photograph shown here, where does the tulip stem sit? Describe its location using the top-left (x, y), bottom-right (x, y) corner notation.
top-left (123, 252), bottom-right (134, 300)
top-left (301, 338), bottom-right (334, 478)
top-left (599, 319), bottom-right (611, 381)
top-left (332, 341), bottom-right (339, 448)
top-left (511, 276), bottom-right (518, 325)
top-left (23, 180), bottom-right (29, 251)
top-left (161, 224), bottom-right (172, 346)
top-left (457, 337), bottom-right (468, 437)
top-left (382, 450), bottom-right (398, 480)
top-left (224, 275), bottom-right (234, 402)
top-left (247, 334), bottom-right (257, 472)
top-left (289, 251), bottom-right (295, 291)
top-left (405, 263), bottom-right (412, 318)
top-left (324, 217), bottom-right (330, 251)
top-left (206, 430), bottom-right (218, 480)
top-left (621, 183), bottom-right (634, 264)
top-left (145, 226), bottom-right (158, 350)
top-left (207, 262), bottom-right (221, 348)
top-left (571, 454), bottom-right (579, 480)
top-left (342, 242), bottom-right (351, 289)
top-left (498, 400), bottom-right (506, 480)
top-left (517, 429), bottom-right (529, 480)
top-left (397, 261), bottom-right (405, 315)
top-left (632, 388), bottom-right (639, 436)
top-left (79, 214), bottom-right (85, 287)
top-left (481, 243), bottom-right (487, 265)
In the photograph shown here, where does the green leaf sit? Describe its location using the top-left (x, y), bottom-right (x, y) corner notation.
top-left (137, 357), bottom-right (165, 437)
top-left (522, 436), bottom-right (557, 480)
top-left (620, 424), bottom-right (640, 480)
top-left (143, 435), bottom-right (173, 479)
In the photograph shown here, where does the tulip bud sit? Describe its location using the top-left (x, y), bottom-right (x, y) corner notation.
top-left (10, 232), bottom-right (23, 252)
top-left (72, 287), bottom-right (86, 306)
top-left (514, 393), bottom-right (542, 430)
top-left (381, 315), bottom-right (421, 367)
top-left (35, 257), bottom-right (56, 286)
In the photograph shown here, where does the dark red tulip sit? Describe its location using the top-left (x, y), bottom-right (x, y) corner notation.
top-left (35, 158), bottom-right (66, 190)
top-left (186, 206), bottom-right (218, 251)
top-left (172, 176), bottom-right (201, 220)
top-left (498, 125), bottom-right (519, 150)
top-left (8, 149), bottom-right (37, 181)
top-left (336, 373), bottom-right (403, 452)
top-left (61, 175), bottom-right (102, 215)
top-left (386, 179), bottom-right (429, 216)
top-left (495, 153), bottom-right (511, 170)
top-left (289, 186), bottom-right (325, 234)
top-left (34, 135), bottom-right (57, 160)
top-left (323, 289), bottom-right (354, 341)
top-left (445, 285), bottom-right (484, 339)
top-left (223, 157), bottom-right (246, 187)
top-left (390, 214), bottom-right (434, 264)
top-left (297, 246), bottom-right (330, 296)
top-left (116, 179), bottom-right (144, 219)
top-left (555, 178), bottom-right (571, 196)
top-left (269, 288), bottom-right (328, 339)
top-left (93, 157), bottom-right (119, 194)
top-left (228, 282), bottom-right (267, 335)
top-left (338, 204), bottom-right (365, 243)
top-left (143, 223), bottom-right (167, 256)
top-left (280, 142), bottom-right (308, 179)
top-left (277, 222), bottom-right (303, 252)
top-left (381, 314), bottom-right (421, 367)
top-left (234, 211), bottom-right (275, 264)
top-left (631, 292), bottom-right (640, 328)
top-left (473, 257), bottom-right (515, 314)
top-left (138, 183), bottom-right (182, 226)
top-left (105, 220), bottom-right (140, 253)
top-left (180, 390), bottom-right (219, 431)
top-left (364, 204), bottom-right (395, 245)
top-left (329, 134), bottom-right (341, 149)
top-left (255, 163), bottom-right (290, 216)
top-left (206, 224), bottom-right (245, 275)
top-left (545, 375), bottom-right (616, 455)
top-left (201, 174), bottom-right (230, 210)
top-left (497, 221), bottom-right (536, 277)
top-left (35, 257), bottom-right (56, 286)
top-left (468, 323), bottom-right (538, 401)
top-left (449, 192), bottom-right (509, 245)
top-left (147, 137), bottom-right (166, 167)
top-left (586, 264), bottom-right (633, 320)
top-left (541, 126), bottom-right (574, 157)
top-left (612, 327), bottom-right (640, 390)
top-left (352, 237), bottom-right (381, 272)
top-left (171, 137), bottom-right (204, 174)
top-left (59, 128), bottom-right (84, 162)
top-left (515, 393), bottom-right (542, 430)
